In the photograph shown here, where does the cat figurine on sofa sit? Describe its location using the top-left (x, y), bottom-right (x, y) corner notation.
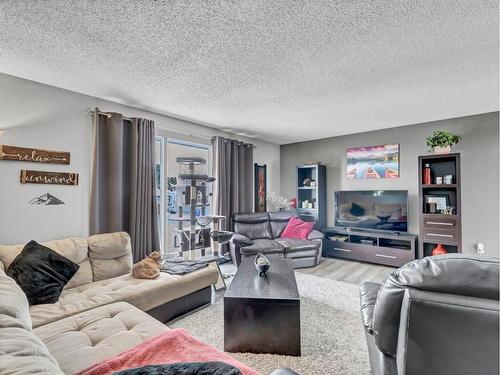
top-left (132, 251), bottom-right (162, 279)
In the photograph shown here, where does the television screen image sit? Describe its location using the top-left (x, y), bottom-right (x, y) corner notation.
top-left (335, 190), bottom-right (408, 232)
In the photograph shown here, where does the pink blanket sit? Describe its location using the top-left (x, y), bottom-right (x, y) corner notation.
top-left (76, 328), bottom-right (260, 375)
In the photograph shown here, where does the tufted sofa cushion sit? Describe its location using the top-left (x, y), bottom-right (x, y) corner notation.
top-left (0, 267), bottom-right (32, 331)
top-left (34, 302), bottom-right (168, 375)
top-left (87, 232), bottom-right (133, 281)
top-left (0, 238), bottom-right (92, 289)
top-left (30, 266), bottom-right (218, 328)
top-left (0, 269), bottom-right (64, 374)
top-left (0, 324), bottom-right (64, 374)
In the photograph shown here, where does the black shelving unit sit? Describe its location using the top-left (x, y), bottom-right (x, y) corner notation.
top-left (296, 164), bottom-right (326, 229)
top-left (418, 153), bottom-right (462, 257)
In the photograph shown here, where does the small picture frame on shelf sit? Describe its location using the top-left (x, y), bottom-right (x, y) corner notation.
top-left (443, 174), bottom-right (453, 184)
top-left (425, 194), bottom-right (450, 212)
top-left (425, 202), bottom-right (438, 214)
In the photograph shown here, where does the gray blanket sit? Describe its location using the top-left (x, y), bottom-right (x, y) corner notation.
top-left (160, 258), bottom-right (208, 275)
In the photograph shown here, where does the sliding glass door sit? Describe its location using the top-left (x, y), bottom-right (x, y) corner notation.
top-left (155, 137), bottom-right (211, 254)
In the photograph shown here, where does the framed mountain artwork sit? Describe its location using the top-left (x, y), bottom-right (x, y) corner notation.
top-left (346, 144), bottom-right (400, 179)
top-left (28, 193), bottom-right (65, 205)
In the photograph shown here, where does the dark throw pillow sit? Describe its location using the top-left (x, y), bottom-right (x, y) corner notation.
top-left (6, 240), bottom-right (80, 305)
top-left (351, 202), bottom-right (365, 217)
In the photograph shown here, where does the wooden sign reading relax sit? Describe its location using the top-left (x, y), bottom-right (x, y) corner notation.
top-left (0, 145), bottom-right (70, 164)
top-left (20, 170), bottom-right (79, 186)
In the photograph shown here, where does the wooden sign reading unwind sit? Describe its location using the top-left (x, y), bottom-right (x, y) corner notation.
top-left (0, 145), bottom-right (70, 164)
top-left (20, 170), bottom-right (79, 186)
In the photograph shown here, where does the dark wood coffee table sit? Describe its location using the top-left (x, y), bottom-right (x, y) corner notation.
top-left (224, 256), bottom-right (301, 356)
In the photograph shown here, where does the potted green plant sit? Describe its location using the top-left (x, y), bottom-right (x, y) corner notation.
top-left (425, 130), bottom-right (462, 154)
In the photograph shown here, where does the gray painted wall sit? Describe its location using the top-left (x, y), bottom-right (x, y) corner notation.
top-left (280, 112), bottom-right (499, 257)
top-left (0, 73), bottom-right (280, 245)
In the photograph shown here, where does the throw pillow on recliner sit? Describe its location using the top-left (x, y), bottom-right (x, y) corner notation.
top-left (280, 216), bottom-right (314, 240)
top-left (6, 240), bottom-right (79, 305)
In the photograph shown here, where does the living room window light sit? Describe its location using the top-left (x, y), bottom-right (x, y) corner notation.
top-left (155, 137), bottom-right (212, 254)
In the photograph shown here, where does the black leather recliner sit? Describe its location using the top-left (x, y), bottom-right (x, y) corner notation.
top-left (229, 211), bottom-right (324, 268)
top-left (360, 254), bottom-right (500, 375)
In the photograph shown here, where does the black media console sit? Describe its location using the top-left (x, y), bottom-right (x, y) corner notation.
top-left (321, 227), bottom-right (417, 267)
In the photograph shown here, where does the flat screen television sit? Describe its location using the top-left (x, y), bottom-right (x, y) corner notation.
top-left (334, 190), bottom-right (408, 232)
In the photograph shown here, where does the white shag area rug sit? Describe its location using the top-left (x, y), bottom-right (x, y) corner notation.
top-left (169, 272), bottom-right (370, 375)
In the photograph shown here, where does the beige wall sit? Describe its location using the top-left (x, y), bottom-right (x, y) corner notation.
top-left (0, 73), bottom-right (280, 245)
top-left (280, 112), bottom-right (500, 257)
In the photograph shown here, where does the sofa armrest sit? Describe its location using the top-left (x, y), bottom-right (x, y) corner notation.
top-left (307, 229), bottom-right (324, 240)
top-left (231, 233), bottom-right (253, 246)
top-left (360, 281), bottom-right (381, 334)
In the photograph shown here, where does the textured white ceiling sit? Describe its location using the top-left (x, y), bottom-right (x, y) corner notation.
top-left (0, 1), bottom-right (498, 144)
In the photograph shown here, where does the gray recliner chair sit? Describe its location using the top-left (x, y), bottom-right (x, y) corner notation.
top-left (360, 254), bottom-right (499, 375)
top-left (229, 211), bottom-right (323, 268)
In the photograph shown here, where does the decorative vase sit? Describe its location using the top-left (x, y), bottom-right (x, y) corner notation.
top-left (433, 145), bottom-right (451, 154)
top-left (254, 253), bottom-right (270, 277)
top-left (432, 243), bottom-right (448, 256)
top-left (423, 163), bottom-right (432, 184)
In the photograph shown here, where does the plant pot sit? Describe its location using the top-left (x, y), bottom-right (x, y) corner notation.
top-left (433, 145), bottom-right (452, 154)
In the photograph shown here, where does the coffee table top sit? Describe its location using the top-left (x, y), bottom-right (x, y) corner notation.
top-left (224, 256), bottom-right (299, 301)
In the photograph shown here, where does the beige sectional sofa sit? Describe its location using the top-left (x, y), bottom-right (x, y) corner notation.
top-left (0, 232), bottom-right (218, 374)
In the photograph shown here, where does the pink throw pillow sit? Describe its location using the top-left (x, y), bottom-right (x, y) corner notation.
top-left (281, 216), bottom-right (314, 240)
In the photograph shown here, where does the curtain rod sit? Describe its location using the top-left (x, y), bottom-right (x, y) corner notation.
top-left (88, 108), bottom-right (256, 147)
top-left (88, 108), bottom-right (133, 121)
top-left (211, 136), bottom-right (255, 148)
top-left (88, 108), bottom-right (211, 139)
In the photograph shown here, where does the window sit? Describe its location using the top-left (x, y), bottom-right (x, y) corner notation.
top-left (154, 137), bottom-right (165, 250)
top-left (155, 137), bottom-right (211, 254)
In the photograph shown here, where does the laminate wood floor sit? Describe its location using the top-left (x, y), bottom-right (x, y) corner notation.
top-left (297, 257), bottom-right (394, 285)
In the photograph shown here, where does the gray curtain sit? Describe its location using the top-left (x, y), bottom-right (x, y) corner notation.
top-left (90, 109), bottom-right (160, 262)
top-left (212, 136), bottom-right (254, 231)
